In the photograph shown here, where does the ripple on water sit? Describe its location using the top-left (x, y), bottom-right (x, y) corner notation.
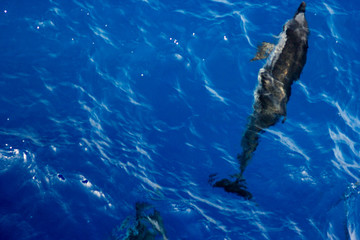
top-left (1, 0), bottom-right (360, 239)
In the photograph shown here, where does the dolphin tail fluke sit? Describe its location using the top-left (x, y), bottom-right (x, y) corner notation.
top-left (209, 174), bottom-right (253, 200)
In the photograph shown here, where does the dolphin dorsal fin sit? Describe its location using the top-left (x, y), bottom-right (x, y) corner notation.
top-left (250, 42), bottom-right (275, 61)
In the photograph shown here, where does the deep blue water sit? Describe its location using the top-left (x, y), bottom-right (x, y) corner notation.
top-left (1, 0), bottom-right (360, 239)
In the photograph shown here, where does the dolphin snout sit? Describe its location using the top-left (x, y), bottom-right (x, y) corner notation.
top-left (297, 2), bottom-right (306, 13)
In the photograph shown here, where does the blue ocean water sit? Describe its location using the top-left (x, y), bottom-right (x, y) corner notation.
top-left (0, 0), bottom-right (360, 239)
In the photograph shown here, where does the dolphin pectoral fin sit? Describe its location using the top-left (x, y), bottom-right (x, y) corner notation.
top-left (250, 42), bottom-right (275, 61)
top-left (280, 108), bottom-right (287, 123)
top-left (279, 97), bottom-right (287, 123)
top-left (210, 174), bottom-right (253, 200)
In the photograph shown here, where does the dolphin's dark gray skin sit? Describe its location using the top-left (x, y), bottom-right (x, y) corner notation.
top-left (111, 202), bottom-right (168, 240)
top-left (212, 2), bottom-right (309, 199)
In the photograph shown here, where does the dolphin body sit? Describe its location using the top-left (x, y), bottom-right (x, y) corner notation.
top-left (212, 2), bottom-right (309, 199)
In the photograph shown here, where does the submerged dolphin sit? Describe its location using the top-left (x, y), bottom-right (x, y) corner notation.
top-left (211, 2), bottom-right (309, 199)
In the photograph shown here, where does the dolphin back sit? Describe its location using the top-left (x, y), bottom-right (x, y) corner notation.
top-left (266, 1), bottom-right (309, 91)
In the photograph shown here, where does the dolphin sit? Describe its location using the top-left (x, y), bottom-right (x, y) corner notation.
top-left (211, 2), bottom-right (309, 199)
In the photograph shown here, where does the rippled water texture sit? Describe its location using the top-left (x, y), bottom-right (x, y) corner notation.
top-left (0, 0), bottom-right (360, 239)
